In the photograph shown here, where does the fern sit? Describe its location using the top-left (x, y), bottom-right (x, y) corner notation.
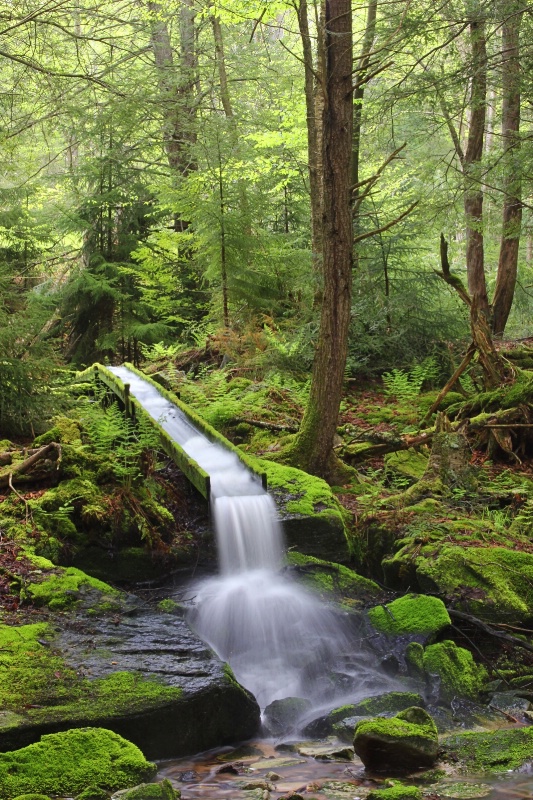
top-left (382, 357), bottom-right (439, 402)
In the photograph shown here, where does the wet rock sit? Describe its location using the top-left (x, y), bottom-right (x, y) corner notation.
top-left (265, 772), bottom-right (281, 782)
top-left (489, 691), bottom-right (531, 713)
top-left (333, 716), bottom-right (370, 743)
top-left (292, 739), bottom-right (354, 760)
top-left (353, 707), bottom-right (439, 772)
top-left (0, 597), bottom-right (260, 758)
top-left (263, 697), bottom-right (312, 736)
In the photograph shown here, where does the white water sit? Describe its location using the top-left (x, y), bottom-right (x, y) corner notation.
top-left (109, 366), bottom-right (396, 721)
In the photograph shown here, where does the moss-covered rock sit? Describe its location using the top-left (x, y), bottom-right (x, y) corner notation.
top-left (415, 545), bottom-right (533, 624)
top-left (111, 779), bottom-right (179, 800)
top-left (422, 641), bottom-right (488, 702)
top-left (367, 785), bottom-right (423, 800)
top-left (352, 692), bottom-right (426, 717)
top-left (385, 450), bottom-right (429, 482)
top-left (353, 707), bottom-right (439, 772)
top-left (0, 728), bottom-right (156, 798)
top-left (253, 459), bottom-right (350, 561)
top-left (440, 727), bottom-right (533, 773)
top-left (367, 595), bottom-right (450, 639)
top-left (26, 564), bottom-right (118, 610)
top-left (286, 552), bottom-right (382, 606)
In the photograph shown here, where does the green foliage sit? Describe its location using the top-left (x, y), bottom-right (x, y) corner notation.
top-left (82, 400), bottom-right (160, 489)
top-left (382, 357), bottom-right (440, 402)
top-left (0, 728), bottom-right (156, 798)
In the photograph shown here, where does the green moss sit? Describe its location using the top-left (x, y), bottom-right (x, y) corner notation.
top-left (440, 727), bottom-right (533, 773)
top-left (286, 552), bottom-right (381, 604)
top-left (422, 640), bottom-right (488, 701)
top-left (353, 707), bottom-right (439, 770)
top-left (405, 642), bottom-right (424, 676)
top-left (385, 450), bottom-right (429, 481)
top-left (355, 707), bottom-right (437, 741)
top-left (113, 780), bottom-right (179, 800)
top-left (352, 692), bottom-right (425, 716)
top-left (76, 787), bottom-right (109, 800)
top-left (254, 459), bottom-right (345, 526)
top-left (157, 599), bottom-right (180, 614)
top-left (0, 623), bottom-right (182, 728)
top-left (367, 785), bottom-right (422, 800)
top-left (0, 728), bottom-right (156, 798)
top-left (12, 795), bottom-right (52, 800)
top-left (415, 545), bottom-right (533, 623)
top-left (368, 594), bottom-right (450, 637)
top-left (27, 566), bottom-right (117, 609)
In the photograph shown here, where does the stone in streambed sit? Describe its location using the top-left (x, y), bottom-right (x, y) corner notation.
top-left (263, 697), bottom-right (312, 736)
top-left (353, 707), bottom-right (438, 772)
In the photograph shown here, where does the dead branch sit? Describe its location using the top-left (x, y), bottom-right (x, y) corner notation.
top-left (434, 233), bottom-right (472, 307)
top-left (449, 608), bottom-right (533, 655)
top-left (234, 417), bottom-right (299, 433)
top-left (421, 342), bottom-right (476, 425)
top-left (0, 442), bottom-right (61, 489)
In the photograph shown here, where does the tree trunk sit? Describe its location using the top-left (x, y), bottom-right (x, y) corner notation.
top-left (288, 0), bottom-right (353, 480)
top-left (464, 16), bottom-right (489, 318)
top-left (149, 1), bottom-right (197, 181)
top-left (492, 6), bottom-right (523, 335)
top-left (296, 0), bottom-right (324, 265)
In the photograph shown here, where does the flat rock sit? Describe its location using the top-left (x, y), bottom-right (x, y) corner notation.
top-left (0, 598), bottom-right (259, 758)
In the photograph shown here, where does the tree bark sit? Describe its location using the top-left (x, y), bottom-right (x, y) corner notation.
top-left (288, 0), bottom-right (353, 480)
top-left (492, 5), bottom-right (523, 335)
top-left (296, 0), bottom-right (324, 264)
top-left (464, 15), bottom-right (489, 318)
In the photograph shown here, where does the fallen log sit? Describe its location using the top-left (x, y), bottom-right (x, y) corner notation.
top-left (0, 442), bottom-right (61, 489)
top-left (234, 417), bottom-right (299, 433)
top-left (341, 431), bottom-right (434, 462)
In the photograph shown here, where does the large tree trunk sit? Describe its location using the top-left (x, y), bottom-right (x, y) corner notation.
top-left (491, 6), bottom-right (523, 335)
top-left (288, 0), bottom-right (353, 480)
top-left (464, 16), bottom-right (489, 318)
top-left (149, 1), bottom-right (197, 185)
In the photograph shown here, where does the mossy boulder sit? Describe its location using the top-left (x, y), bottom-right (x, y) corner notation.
top-left (254, 459), bottom-right (349, 562)
top-left (385, 450), bottom-right (429, 482)
top-left (286, 552), bottom-right (382, 607)
top-left (422, 641), bottom-right (488, 702)
top-left (111, 779), bottom-right (179, 800)
top-left (26, 563), bottom-right (119, 610)
top-left (414, 545), bottom-right (533, 624)
top-left (352, 692), bottom-right (426, 717)
top-left (367, 595), bottom-right (450, 640)
top-left (440, 727), bottom-right (533, 773)
top-left (367, 786), bottom-right (423, 800)
top-left (353, 707), bottom-right (439, 772)
top-left (0, 728), bottom-right (156, 798)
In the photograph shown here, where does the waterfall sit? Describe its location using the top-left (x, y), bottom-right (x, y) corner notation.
top-left (109, 367), bottom-right (396, 721)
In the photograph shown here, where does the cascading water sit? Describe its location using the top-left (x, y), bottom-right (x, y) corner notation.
top-left (109, 366), bottom-right (397, 726)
